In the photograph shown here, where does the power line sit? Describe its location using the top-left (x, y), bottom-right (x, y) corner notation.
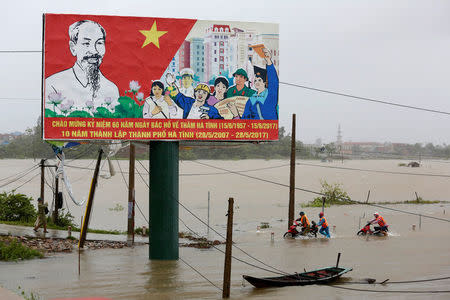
top-left (0, 97), bottom-right (40, 102)
top-left (182, 163), bottom-right (290, 176)
top-left (179, 257), bottom-right (223, 292)
top-left (179, 215), bottom-right (288, 276)
top-left (328, 285), bottom-right (450, 294)
top-left (0, 164), bottom-right (39, 183)
top-left (2, 81), bottom-right (450, 117)
top-left (280, 81), bottom-right (450, 116)
top-left (114, 157), bottom-right (149, 224)
top-left (9, 172), bottom-right (40, 191)
top-left (345, 276), bottom-right (450, 285)
top-left (192, 161), bottom-right (450, 224)
top-left (0, 50), bottom-right (41, 53)
top-left (178, 200), bottom-right (289, 275)
top-left (0, 165), bottom-right (40, 188)
top-left (64, 162), bottom-right (290, 176)
top-left (296, 162), bottom-right (450, 178)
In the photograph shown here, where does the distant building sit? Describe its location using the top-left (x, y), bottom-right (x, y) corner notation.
top-left (336, 124), bottom-right (343, 148)
top-left (341, 142), bottom-right (383, 155)
top-left (0, 133), bottom-right (20, 145)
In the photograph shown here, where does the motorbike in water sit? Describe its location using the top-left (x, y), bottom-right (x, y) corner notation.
top-left (357, 222), bottom-right (388, 236)
top-left (284, 220), bottom-right (318, 238)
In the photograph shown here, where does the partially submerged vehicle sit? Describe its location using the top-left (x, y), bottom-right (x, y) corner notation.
top-left (283, 220), bottom-right (318, 238)
top-left (357, 222), bottom-right (388, 236)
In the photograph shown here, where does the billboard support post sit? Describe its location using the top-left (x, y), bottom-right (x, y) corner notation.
top-left (149, 141), bottom-right (179, 260)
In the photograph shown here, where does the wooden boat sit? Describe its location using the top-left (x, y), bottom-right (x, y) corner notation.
top-left (243, 267), bottom-right (352, 288)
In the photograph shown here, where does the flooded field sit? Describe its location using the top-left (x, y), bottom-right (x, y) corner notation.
top-left (0, 159), bottom-right (449, 299)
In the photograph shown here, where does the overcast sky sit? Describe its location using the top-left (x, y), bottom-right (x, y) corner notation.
top-left (1, 0), bottom-right (449, 145)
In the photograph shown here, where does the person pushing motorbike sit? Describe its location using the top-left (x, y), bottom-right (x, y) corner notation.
top-left (317, 212), bottom-right (330, 238)
top-left (369, 212), bottom-right (388, 235)
top-left (296, 211), bottom-right (310, 235)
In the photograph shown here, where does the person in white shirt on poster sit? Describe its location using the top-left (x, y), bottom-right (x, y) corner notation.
top-left (45, 20), bottom-right (119, 113)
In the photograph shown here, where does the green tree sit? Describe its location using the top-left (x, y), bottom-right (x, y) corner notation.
top-left (0, 192), bottom-right (37, 222)
top-left (303, 180), bottom-right (353, 207)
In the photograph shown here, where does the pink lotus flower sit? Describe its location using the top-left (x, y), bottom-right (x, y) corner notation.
top-left (104, 97), bottom-right (113, 106)
top-left (136, 92), bottom-right (144, 101)
top-left (59, 103), bottom-right (72, 115)
top-left (129, 80), bottom-right (141, 93)
top-left (85, 100), bottom-right (94, 110)
top-left (47, 92), bottom-right (65, 106)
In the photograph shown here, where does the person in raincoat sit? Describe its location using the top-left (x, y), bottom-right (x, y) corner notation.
top-left (33, 197), bottom-right (48, 233)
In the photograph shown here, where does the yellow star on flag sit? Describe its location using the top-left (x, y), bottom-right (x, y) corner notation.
top-left (139, 21), bottom-right (168, 49)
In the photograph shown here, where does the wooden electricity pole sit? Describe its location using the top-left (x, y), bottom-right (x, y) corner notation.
top-left (40, 159), bottom-right (45, 202)
top-left (79, 149), bottom-right (103, 248)
top-left (52, 175), bottom-right (59, 223)
top-left (288, 114), bottom-right (296, 229)
top-left (222, 197), bottom-right (234, 298)
top-left (127, 143), bottom-right (136, 246)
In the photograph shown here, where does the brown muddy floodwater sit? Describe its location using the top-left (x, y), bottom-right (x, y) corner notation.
top-left (0, 159), bottom-right (449, 299)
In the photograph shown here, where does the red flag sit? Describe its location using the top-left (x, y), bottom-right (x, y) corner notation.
top-left (44, 14), bottom-right (197, 97)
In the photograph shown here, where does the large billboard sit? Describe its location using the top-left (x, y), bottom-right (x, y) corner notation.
top-left (42, 14), bottom-right (279, 141)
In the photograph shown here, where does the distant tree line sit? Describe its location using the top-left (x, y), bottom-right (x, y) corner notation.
top-left (0, 118), bottom-right (449, 160)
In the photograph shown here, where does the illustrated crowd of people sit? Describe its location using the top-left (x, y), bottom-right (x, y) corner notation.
top-left (142, 47), bottom-right (279, 120)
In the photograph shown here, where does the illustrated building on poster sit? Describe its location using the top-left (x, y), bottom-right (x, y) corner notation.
top-left (178, 40), bottom-right (191, 70)
top-left (204, 25), bottom-right (233, 81)
top-left (164, 24), bottom-right (279, 85)
top-left (161, 53), bottom-right (180, 81)
top-left (190, 38), bottom-right (205, 82)
top-left (252, 33), bottom-right (280, 68)
top-left (230, 28), bottom-right (256, 70)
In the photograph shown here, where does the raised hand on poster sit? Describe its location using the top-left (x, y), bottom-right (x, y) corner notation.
top-left (263, 48), bottom-right (273, 65)
top-left (165, 73), bottom-right (176, 86)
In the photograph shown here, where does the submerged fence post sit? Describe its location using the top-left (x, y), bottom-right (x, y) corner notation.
top-left (419, 214), bottom-right (422, 229)
top-left (336, 252), bottom-right (341, 268)
top-left (222, 197), bottom-right (234, 298)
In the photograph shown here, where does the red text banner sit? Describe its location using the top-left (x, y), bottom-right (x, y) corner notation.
top-left (44, 118), bottom-right (278, 141)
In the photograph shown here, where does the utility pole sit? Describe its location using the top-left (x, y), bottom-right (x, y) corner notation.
top-left (222, 197), bottom-right (234, 298)
top-left (288, 114), bottom-right (296, 229)
top-left (207, 191), bottom-right (210, 236)
top-left (52, 175), bottom-right (59, 223)
top-left (79, 149), bottom-right (103, 248)
top-left (127, 143), bottom-right (136, 246)
top-left (40, 159), bottom-right (45, 202)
